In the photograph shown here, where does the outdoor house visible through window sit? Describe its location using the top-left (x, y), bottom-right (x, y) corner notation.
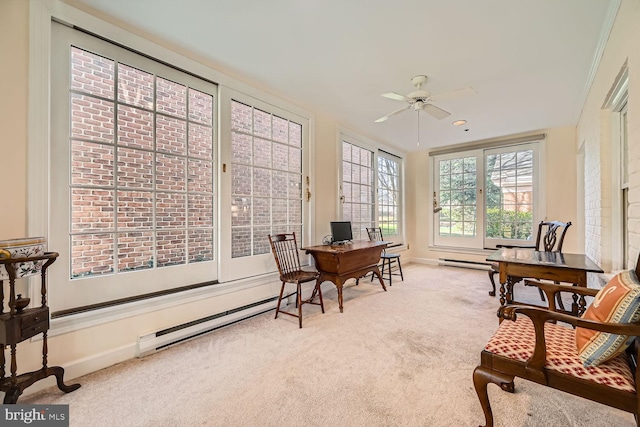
top-left (431, 139), bottom-right (541, 250)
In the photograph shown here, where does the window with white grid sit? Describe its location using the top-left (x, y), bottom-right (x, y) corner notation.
top-left (51, 22), bottom-right (221, 310)
top-left (341, 141), bottom-right (375, 240)
top-left (230, 100), bottom-right (303, 258)
top-left (377, 154), bottom-right (401, 238)
top-left (68, 46), bottom-right (216, 278)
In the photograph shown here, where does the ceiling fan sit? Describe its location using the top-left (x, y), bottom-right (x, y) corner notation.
top-left (374, 75), bottom-right (476, 123)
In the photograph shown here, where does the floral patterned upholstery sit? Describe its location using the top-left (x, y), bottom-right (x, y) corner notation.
top-left (485, 316), bottom-right (635, 393)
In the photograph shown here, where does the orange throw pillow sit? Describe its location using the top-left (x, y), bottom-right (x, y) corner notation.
top-left (576, 270), bottom-right (640, 367)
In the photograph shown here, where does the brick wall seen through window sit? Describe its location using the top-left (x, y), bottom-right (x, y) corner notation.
top-left (69, 47), bottom-right (215, 278)
top-left (230, 100), bottom-right (303, 258)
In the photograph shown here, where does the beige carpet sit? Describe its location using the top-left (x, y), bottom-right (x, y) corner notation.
top-left (21, 264), bottom-right (635, 426)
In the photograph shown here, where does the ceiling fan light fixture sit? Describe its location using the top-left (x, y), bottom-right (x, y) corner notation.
top-left (452, 120), bottom-right (467, 126)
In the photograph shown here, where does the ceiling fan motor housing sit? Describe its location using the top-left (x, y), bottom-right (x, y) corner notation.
top-left (411, 75), bottom-right (428, 88)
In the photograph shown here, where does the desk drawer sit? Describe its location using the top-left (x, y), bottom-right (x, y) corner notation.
top-left (21, 319), bottom-right (49, 340)
top-left (21, 308), bottom-right (49, 329)
top-left (0, 307), bottom-right (49, 344)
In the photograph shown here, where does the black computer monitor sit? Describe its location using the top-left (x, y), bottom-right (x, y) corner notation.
top-left (330, 221), bottom-right (353, 244)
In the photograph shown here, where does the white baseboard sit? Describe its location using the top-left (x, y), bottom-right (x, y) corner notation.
top-left (20, 343), bottom-right (136, 398)
top-left (408, 257), bottom-right (439, 265)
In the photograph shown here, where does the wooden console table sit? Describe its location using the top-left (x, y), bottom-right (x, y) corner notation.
top-left (0, 252), bottom-right (80, 403)
top-left (302, 241), bottom-right (387, 312)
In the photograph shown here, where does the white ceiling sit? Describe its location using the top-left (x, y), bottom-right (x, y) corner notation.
top-left (65, 0), bottom-right (617, 153)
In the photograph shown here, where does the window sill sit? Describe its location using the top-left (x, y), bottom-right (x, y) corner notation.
top-left (42, 272), bottom-right (280, 339)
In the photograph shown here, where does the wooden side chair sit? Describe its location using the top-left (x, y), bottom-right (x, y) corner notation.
top-left (474, 252), bottom-right (640, 427)
top-left (366, 227), bottom-right (403, 286)
top-left (488, 220), bottom-right (571, 300)
top-left (268, 233), bottom-right (324, 328)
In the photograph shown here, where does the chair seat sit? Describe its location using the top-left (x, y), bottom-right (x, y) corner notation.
top-left (381, 253), bottom-right (400, 259)
top-left (484, 316), bottom-right (635, 393)
top-left (281, 270), bottom-right (319, 283)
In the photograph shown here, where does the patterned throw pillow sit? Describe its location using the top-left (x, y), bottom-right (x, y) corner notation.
top-left (576, 270), bottom-right (640, 367)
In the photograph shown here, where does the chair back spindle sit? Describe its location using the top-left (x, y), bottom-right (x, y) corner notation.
top-left (269, 233), bottom-right (302, 280)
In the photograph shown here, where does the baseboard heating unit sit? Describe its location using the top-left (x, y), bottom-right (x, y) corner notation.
top-left (137, 297), bottom-right (277, 357)
top-left (439, 258), bottom-right (491, 271)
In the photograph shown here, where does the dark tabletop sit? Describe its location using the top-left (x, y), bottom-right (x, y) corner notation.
top-left (486, 248), bottom-right (603, 273)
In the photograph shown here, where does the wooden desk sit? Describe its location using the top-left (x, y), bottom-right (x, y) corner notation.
top-left (302, 241), bottom-right (387, 312)
top-left (486, 248), bottom-right (603, 309)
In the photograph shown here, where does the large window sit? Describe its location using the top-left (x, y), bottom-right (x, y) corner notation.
top-left (432, 142), bottom-right (540, 249)
top-left (437, 155), bottom-right (478, 239)
top-left (218, 89), bottom-right (310, 281)
top-left (230, 100), bottom-right (303, 258)
top-left (377, 153), bottom-right (401, 237)
top-left (68, 47), bottom-right (215, 277)
top-left (50, 22), bottom-right (217, 311)
top-left (485, 148), bottom-right (535, 242)
top-left (340, 136), bottom-right (403, 241)
top-left (341, 141), bottom-right (375, 240)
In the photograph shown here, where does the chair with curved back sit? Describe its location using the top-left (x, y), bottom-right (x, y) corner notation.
top-left (366, 227), bottom-right (403, 286)
top-left (268, 232), bottom-right (324, 328)
top-left (488, 220), bottom-right (572, 301)
top-left (474, 251), bottom-right (640, 427)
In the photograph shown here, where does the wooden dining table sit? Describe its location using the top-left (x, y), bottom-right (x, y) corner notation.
top-left (486, 248), bottom-right (604, 310)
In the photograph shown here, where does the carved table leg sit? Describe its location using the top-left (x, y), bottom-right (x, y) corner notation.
top-left (373, 267), bottom-right (387, 292)
top-left (505, 276), bottom-right (519, 305)
top-left (337, 280), bottom-right (344, 313)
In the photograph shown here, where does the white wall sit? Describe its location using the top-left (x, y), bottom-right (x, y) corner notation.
top-left (0, 0), bottom-right (28, 237)
top-left (578, 0), bottom-right (640, 272)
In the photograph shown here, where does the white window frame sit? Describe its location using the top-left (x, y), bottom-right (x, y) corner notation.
top-left (429, 140), bottom-right (543, 250)
top-left (606, 67), bottom-right (628, 271)
top-left (337, 129), bottom-right (405, 243)
top-left (377, 151), bottom-right (403, 240)
top-left (50, 21), bottom-right (219, 311)
top-left (218, 87), bottom-right (311, 281)
top-left (29, 2), bottom-right (315, 319)
top-left (432, 149), bottom-right (484, 248)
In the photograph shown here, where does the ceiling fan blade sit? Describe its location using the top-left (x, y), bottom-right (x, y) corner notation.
top-left (381, 92), bottom-right (412, 102)
top-left (430, 87), bottom-right (477, 102)
top-left (423, 103), bottom-right (451, 120)
top-left (374, 105), bottom-right (411, 123)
